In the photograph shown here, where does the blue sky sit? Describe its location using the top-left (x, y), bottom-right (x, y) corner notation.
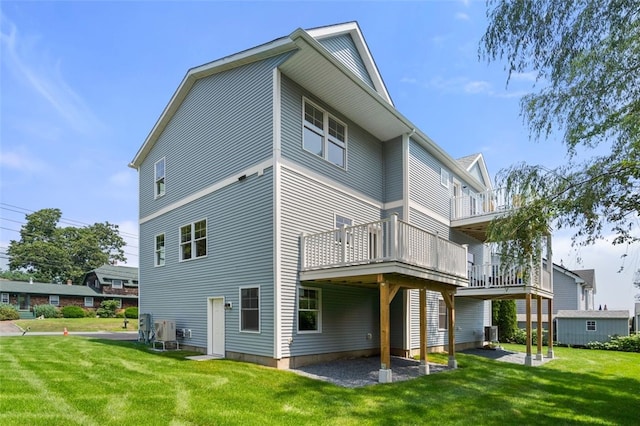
top-left (0, 1), bottom-right (636, 311)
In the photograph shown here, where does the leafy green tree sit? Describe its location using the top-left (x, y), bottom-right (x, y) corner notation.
top-left (7, 208), bottom-right (126, 284)
top-left (480, 1), bottom-right (639, 268)
top-left (492, 300), bottom-right (518, 343)
top-left (0, 269), bottom-right (34, 282)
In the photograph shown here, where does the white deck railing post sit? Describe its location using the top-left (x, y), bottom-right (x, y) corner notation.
top-left (300, 233), bottom-right (307, 270)
top-left (389, 214), bottom-right (398, 260)
top-left (340, 226), bottom-right (348, 264)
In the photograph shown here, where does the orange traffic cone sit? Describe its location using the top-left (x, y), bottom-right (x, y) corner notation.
top-left (63, 327), bottom-right (68, 336)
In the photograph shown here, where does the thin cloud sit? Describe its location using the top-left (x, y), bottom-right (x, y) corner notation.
top-left (455, 12), bottom-right (470, 21)
top-left (511, 71), bottom-right (538, 82)
top-left (0, 146), bottom-right (48, 173)
top-left (428, 75), bottom-right (529, 99)
top-left (0, 13), bottom-right (103, 135)
top-left (464, 80), bottom-right (491, 94)
top-left (400, 77), bottom-right (418, 84)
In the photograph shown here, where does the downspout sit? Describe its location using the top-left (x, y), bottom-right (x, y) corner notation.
top-left (403, 128), bottom-right (415, 356)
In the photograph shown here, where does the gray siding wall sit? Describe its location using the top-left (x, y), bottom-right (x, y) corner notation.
top-left (409, 139), bottom-right (451, 220)
top-left (517, 269), bottom-right (578, 315)
top-left (409, 207), bottom-right (449, 238)
top-left (383, 137), bottom-right (403, 203)
top-left (139, 53), bottom-right (288, 219)
top-left (317, 34), bottom-right (375, 90)
top-left (409, 291), bottom-right (486, 348)
top-left (139, 169), bottom-right (274, 356)
top-left (557, 318), bottom-right (629, 345)
top-left (280, 168), bottom-right (382, 357)
top-left (280, 75), bottom-right (384, 202)
top-left (451, 229), bottom-right (485, 266)
top-left (468, 162), bottom-right (485, 186)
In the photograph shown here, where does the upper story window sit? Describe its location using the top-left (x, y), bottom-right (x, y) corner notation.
top-left (155, 158), bottom-right (166, 198)
top-left (303, 99), bottom-right (347, 169)
top-left (155, 233), bottom-right (165, 266)
top-left (180, 219), bottom-right (207, 261)
top-left (441, 168), bottom-right (450, 188)
top-left (112, 279), bottom-right (123, 289)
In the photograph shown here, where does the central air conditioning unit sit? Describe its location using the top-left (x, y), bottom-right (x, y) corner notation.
top-left (154, 320), bottom-right (176, 341)
top-left (484, 325), bottom-right (498, 342)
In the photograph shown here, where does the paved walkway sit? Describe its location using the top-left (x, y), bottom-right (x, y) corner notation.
top-left (461, 347), bottom-right (553, 366)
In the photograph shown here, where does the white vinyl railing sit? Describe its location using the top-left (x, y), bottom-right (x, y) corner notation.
top-left (467, 262), bottom-right (552, 291)
top-left (451, 187), bottom-right (523, 221)
top-left (300, 215), bottom-right (468, 280)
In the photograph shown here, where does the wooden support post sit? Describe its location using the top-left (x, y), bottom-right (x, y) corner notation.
top-left (525, 293), bottom-right (533, 366)
top-left (442, 291), bottom-right (457, 368)
top-left (547, 298), bottom-right (554, 358)
top-left (379, 275), bottom-right (392, 383)
top-left (419, 288), bottom-right (429, 375)
top-left (536, 296), bottom-right (543, 361)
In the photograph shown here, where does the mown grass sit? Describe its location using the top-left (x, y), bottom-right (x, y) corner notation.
top-left (0, 337), bottom-right (638, 425)
top-left (13, 317), bottom-right (138, 333)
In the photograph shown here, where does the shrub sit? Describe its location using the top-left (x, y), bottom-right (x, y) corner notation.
top-left (115, 310), bottom-right (125, 318)
top-left (586, 334), bottom-right (640, 352)
top-left (33, 304), bottom-right (60, 318)
top-left (84, 308), bottom-right (96, 318)
top-left (493, 300), bottom-right (518, 342)
top-left (96, 300), bottom-right (119, 318)
top-left (124, 307), bottom-right (138, 319)
top-left (0, 303), bottom-right (19, 321)
top-left (510, 328), bottom-right (549, 345)
top-left (61, 305), bottom-right (85, 318)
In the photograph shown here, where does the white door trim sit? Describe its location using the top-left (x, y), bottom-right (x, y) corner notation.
top-left (207, 297), bottom-right (225, 357)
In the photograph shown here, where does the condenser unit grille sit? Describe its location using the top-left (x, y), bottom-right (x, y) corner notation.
top-left (154, 320), bottom-right (176, 341)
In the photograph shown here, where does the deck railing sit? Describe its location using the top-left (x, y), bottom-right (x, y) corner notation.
top-left (451, 187), bottom-right (522, 221)
top-left (467, 262), bottom-right (552, 291)
top-left (300, 215), bottom-right (468, 280)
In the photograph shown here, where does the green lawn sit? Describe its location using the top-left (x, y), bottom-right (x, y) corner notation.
top-left (0, 338), bottom-right (638, 425)
top-left (14, 317), bottom-right (138, 333)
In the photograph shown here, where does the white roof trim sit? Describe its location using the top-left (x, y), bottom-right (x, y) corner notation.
top-left (463, 153), bottom-right (493, 190)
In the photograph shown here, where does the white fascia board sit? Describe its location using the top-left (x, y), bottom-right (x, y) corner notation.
top-left (129, 37), bottom-right (296, 169)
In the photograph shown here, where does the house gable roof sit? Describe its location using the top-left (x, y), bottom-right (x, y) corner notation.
top-left (572, 269), bottom-right (596, 293)
top-left (1, 280), bottom-right (99, 297)
top-left (457, 153), bottom-right (492, 189)
top-left (129, 22), bottom-right (488, 193)
top-left (85, 265), bottom-right (139, 287)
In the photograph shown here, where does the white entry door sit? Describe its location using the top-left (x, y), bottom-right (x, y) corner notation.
top-left (208, 297), bottom-right (225, 356)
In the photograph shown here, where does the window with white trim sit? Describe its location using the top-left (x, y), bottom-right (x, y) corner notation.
top-left (586, 320), bottom-right (596, 331)
top-left (441, 168), bottom-right (450, 188)
top-left (1, 293), bottom-right (9, 304)
top-left (49, 295), bottom-right (59, 306)
top-left (155, 233), bottom-right (165, 266)
top-left (303, 99), bottom-right (347, 168)
top-left (112, 279), bottom-right (123, 289)
top-left (240, 287), bottom-right (259, 332)
top-left (438, 299), bottom-right (448, 330)
top-left (298, 287), bottom-right (321, 333)
top-left (84, 297), bottom-right (94, 307)
top-left (180, 219), bottom-right (207, 261)
top-left (155, 158), bottom-right (166, 197)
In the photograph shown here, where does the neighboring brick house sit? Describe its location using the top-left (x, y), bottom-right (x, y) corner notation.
top-left (0, 277), bottom-right (136, 318)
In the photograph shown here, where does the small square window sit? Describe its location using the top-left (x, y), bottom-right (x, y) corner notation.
top-left (112, 279), bottom-right (123, 289)
top-left (1, 293), bottom-right (9, 304)
top-left (180, 219), bottom-right (207, 261)
top-left (49, 295), bottom-right (60, 306)
top-left (84, 297), bottom-right (94, 307)
top-left (302, 99), bottom-right (347, 169)
top-left (586, 320), bottom-right (596, 331)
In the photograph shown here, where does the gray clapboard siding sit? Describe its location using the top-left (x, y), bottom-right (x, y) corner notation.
top-left (408, 291), bottom-right (486, 348)
top-left (516, 268), bottom-right (578, 315)
top-left (279, 167), bottom-right (383, 357)
top-left (409, 139), bottom-right (451, 219)
top-left (450, 229), bottom-right (485, 266)
top-left (139, 53), bottom-right (289, 219)
top-left (409, 207), bottom-right (450, 239)
top-left (139, 168), bottom-right (274, 356)
top-left (557, 318), bottom-right (628, 345)
top-left (280, 75), bottom-right (385, 202)
top-left (317, 34), bottom-right (376, 90)
top-left (383, 137), bottom-right (403, 203)
top-left (468, 162), bottom-right (486, 186)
